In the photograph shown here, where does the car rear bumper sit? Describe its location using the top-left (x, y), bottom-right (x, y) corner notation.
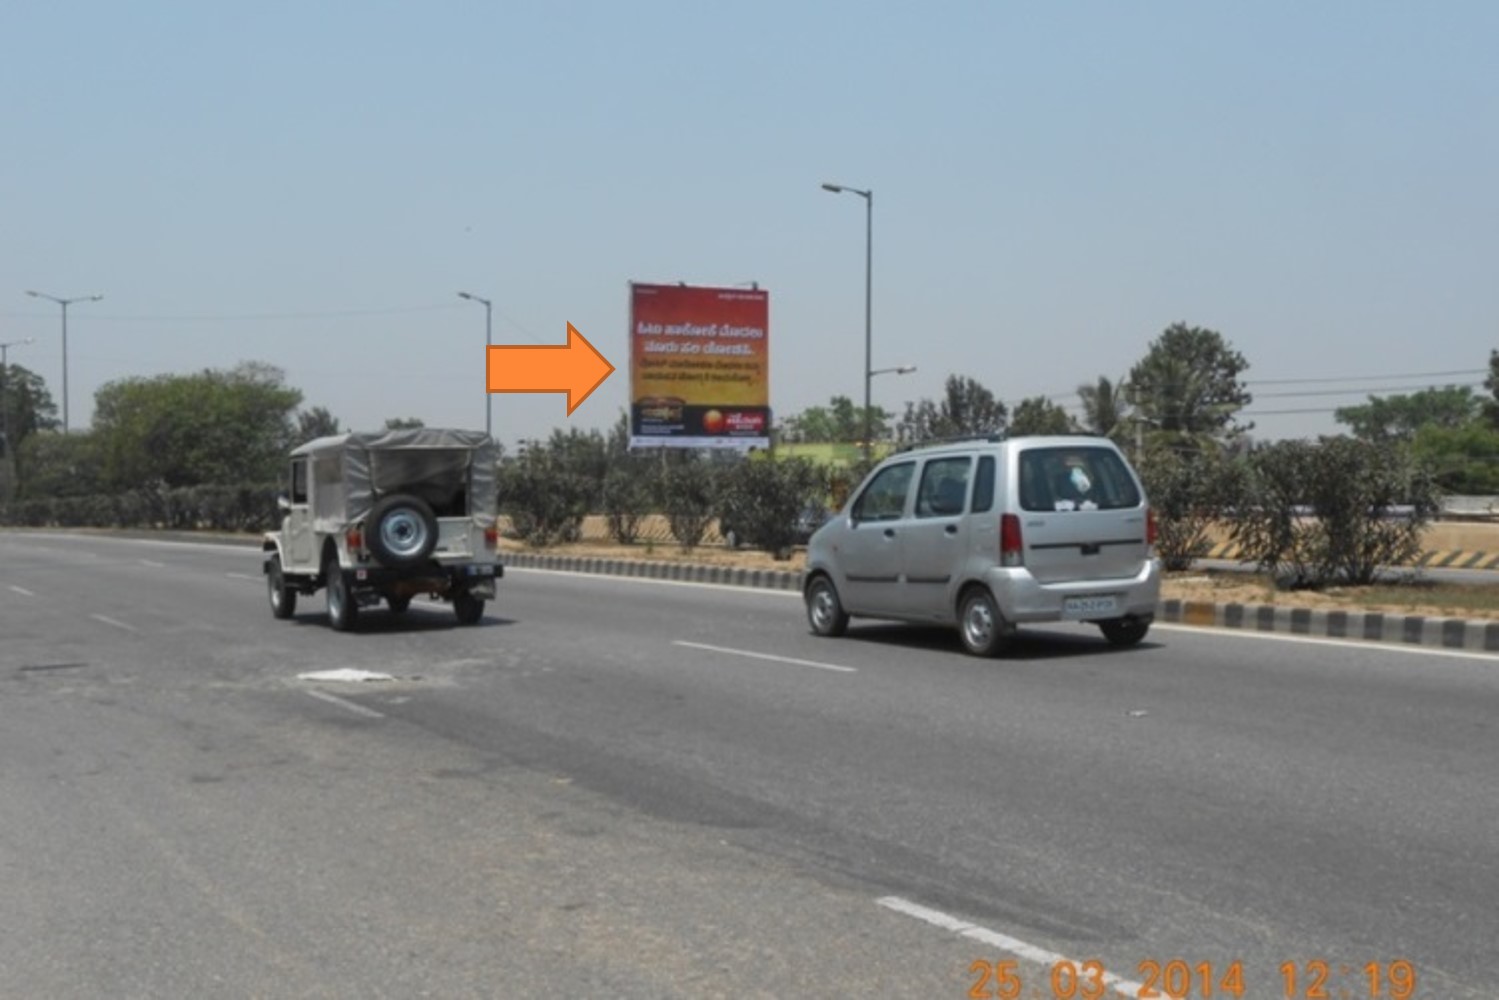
top-left (984, 559), bottom-right (1160, 623)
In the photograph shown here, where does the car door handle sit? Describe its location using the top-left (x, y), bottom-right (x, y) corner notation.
top-left (944, 525), bottom-right (958, 536)
top-left (883, 528), bottom-right (896, 539)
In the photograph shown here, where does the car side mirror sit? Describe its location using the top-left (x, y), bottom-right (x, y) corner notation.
top-left (277, 493), bottom-right (292, 513)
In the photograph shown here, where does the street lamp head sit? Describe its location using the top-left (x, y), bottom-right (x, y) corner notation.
top-left (895, 365), bottom-right (916, 375)
top-left (821, 182), bottom-right (843, 193)
top-left (457, 291), bottom-right (474, 301)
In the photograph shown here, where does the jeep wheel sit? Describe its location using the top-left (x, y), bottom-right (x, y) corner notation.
top-left (958, 587), bottom-right (1010, 657)
top-left (387, 594), bottom-right (412, 615)
top-left (1099, 616), bottom-right (1150, 648)
top-left (267, 554), bottom-right (296, 620)
top-left (366, 494), bottom-right (439, 569)
top-left (452, 590), bottom-right (485, 625)
top-left (804, 575), bottom-right (849, 637)
top-left (325, 559), bottom-right (359, 632)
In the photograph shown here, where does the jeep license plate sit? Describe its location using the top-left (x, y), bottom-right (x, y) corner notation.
top-left (1062, 595), bottom-right (1118, 618)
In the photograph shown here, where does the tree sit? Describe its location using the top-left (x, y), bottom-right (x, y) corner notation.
top-left (715, 455), bottom-right (823, 559)
top-left (1009, 396), bottom-right (1076, 436)
top-left (1484, 349), bottom-right (1499, 429)
top-left (383, 417), bottom-right (425, 430)
top-left (296, 406), bottom-right (342, 440)
top-left (1127, 323), bottom-right (1252, 452)
top-left (1076, 375), bottom-right (1130, 444)
top-left (1334, 386), bottom-right (1478, 442)
top-left (781, 395), bottom-right (889, 444)
top-left (1230, 437), bottom-right (1438, 587)
top-left (0, 363), bottom-right (59, 497)
top-left (1410, 422), bottom-right (1499, 494)
top-left (15, 431), bottom-right (103, 499)
top-left (92, 362), bottom-right (303, 490)
top-left (896, 375), bottom-right (1007, 444)
top-left (1135, 443), bottom-right (1241, 571)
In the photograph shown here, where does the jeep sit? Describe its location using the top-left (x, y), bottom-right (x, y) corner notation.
top-left (262, 428), bottom-right (503, 630)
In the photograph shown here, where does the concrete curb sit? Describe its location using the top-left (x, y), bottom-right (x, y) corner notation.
top-left (501, 551), bottom-right (804, 592)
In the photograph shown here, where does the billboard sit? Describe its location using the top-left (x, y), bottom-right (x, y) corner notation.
top-left (629, 283), bottom-right (770, 450)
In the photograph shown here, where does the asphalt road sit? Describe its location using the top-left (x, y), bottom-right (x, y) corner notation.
top-left (2, 531), bottom-right (1496, 999)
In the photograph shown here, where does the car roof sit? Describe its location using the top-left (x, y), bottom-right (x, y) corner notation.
top-left (891, 434), bottom-right (1116, 460)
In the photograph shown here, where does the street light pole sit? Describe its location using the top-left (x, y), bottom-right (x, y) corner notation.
top-left (458, 291), bottom-right (494, 439)
top-left (822, 182), bottom-right (875, 465)
top-left (25, 290), bottom-right (102, 434)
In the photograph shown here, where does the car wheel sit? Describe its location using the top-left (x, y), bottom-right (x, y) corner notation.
top-left (366, 494), bottom-right (439, 569)
top-left (387, 594), bottom-right (411, 615)
top-left (958, 587), bottom-right (1009, 657)
top-left (1099, 617), bottom-right (1150, 647)
top-left (267, 554), bottom-right (296, 619)
top-left (805, 575), bottom-right (849, 637)
top-left (325, 558), bottom-right (359, 632)
top-left (453, 590), bottom-right (485, 625)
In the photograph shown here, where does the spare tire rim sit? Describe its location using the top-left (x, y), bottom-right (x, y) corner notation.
top-left (379, 509), bottom-right (430, 558)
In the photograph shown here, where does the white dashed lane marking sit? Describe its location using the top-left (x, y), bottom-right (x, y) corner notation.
top-left (8, 585), bottom-right (35, 597)
top-left (672, 640), bottom-right (856, 674)
top-left (89, 614), bottom-right (139, 633)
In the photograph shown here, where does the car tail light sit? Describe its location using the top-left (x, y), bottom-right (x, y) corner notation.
top-left (1000, 513), bottom-right (1023, 567)
top-left (483, 525), bottom-right (499, 548)
top-left (1146, 507), bottom-right (1157, 554)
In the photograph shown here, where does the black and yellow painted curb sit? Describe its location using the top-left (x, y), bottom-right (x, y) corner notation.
top-left (1201, 541), bottom-right (1499, 570)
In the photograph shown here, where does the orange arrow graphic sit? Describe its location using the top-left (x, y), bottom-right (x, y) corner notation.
top-left (485, 322), bottom-right (615, 415)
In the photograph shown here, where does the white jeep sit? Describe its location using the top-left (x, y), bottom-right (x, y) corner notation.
top-left (262, 428), bottom-right (503, 630)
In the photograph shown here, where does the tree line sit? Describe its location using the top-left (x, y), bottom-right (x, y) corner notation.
top-left (0, 322), bottom-right (1493, 589)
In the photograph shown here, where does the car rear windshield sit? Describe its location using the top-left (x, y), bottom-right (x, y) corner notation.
top-left (1018, 446), bottom-right (1141, 512)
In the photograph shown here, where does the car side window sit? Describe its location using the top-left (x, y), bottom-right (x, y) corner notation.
top-left (972, 455), bottom-right (995, 513)
top-left (915, 456), bottom-right (972, 518)
top-left (290, 459), bottom-right (308, 504)
top-left (852, 462), bottom-right (914, 522)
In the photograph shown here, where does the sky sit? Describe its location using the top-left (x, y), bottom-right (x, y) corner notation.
top-left (3, 1), bottom-right (1496, 451)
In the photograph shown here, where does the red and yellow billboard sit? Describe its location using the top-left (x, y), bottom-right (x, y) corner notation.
top-left (629, 283), bottom-right (770, 449)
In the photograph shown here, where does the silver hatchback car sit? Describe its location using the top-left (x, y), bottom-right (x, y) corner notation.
top-left (803, 436), bottom-right (1160, 655)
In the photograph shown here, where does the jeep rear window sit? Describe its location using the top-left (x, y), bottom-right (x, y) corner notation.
top-left (1018, 446), bottom-right (1140, 512)
top-left (370, 449), bottom-right (472, 517)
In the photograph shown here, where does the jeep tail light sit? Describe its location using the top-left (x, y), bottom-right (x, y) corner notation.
top-left (1000, 513), bottom-right (1023, 567)
top-left (1146, 507), bottom-right (1157, 553)
top-left (483, 525), bottom-right (499, 548)
top-left (346, 527), bottom-right (363, 553)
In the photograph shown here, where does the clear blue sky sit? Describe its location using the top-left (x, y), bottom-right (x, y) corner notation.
top-left (4, 1), bottom-right (1496, 449)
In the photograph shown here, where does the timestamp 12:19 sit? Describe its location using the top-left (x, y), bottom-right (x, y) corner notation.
top-left (1280, 959), bottom-right (1416, 1000)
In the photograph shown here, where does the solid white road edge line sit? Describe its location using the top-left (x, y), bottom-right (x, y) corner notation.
top-left (304, 689), bottom-right (385, 719)
top-left (89, 614), bottom-right (138, 633)
top-left (672, 640), bottom-right (856, 673)
top-left (226, 572), bottom-right (260, 581)
top-left (139, 558), bottom-right (165, 567)
top-left (8, 584), bottom-right (35, 596)
top-left (876, 895), bottom-right (1146, 998)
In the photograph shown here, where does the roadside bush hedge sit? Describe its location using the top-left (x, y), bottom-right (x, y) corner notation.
top-left (0, 483), bottom-right (280, 532)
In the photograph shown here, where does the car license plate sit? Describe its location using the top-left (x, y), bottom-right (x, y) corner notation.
top-left (1063, 595), bottom-right (1118, 618)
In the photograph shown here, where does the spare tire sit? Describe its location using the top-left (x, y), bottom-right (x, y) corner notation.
top-left (366, 494), bottom-right (439, 569)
